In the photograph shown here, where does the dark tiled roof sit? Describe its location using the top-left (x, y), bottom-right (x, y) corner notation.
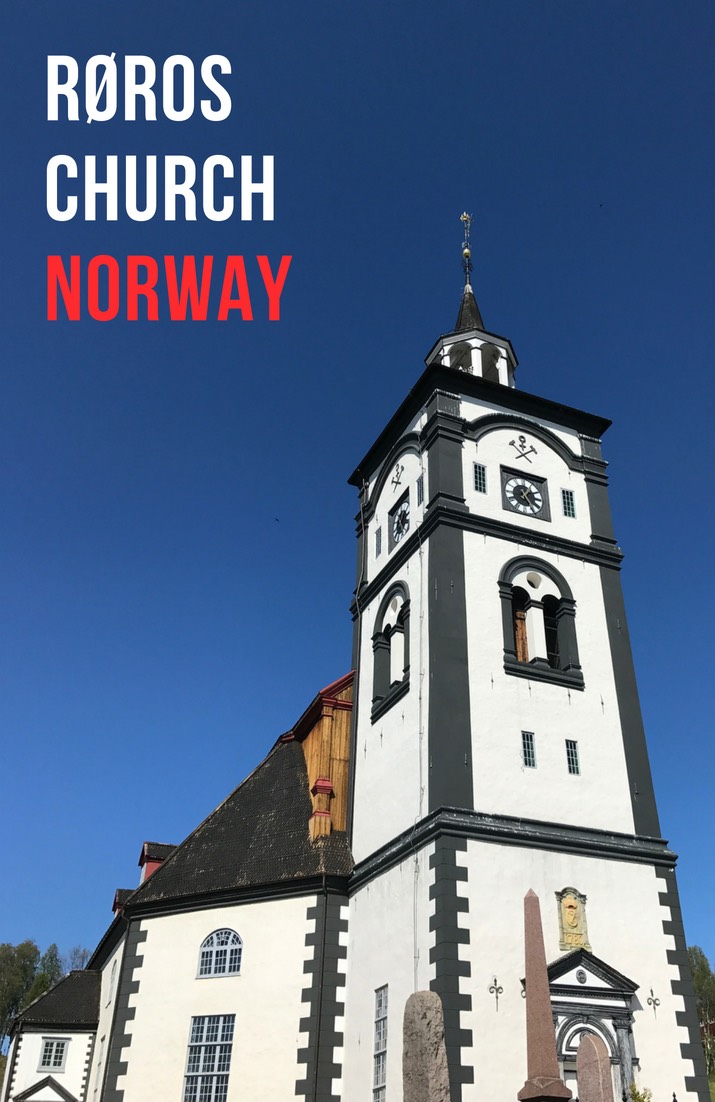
top-left (113, 888), bottom-right (133, 909)
top-left (15, 971), bottom-right (100, 1029)
top-left (128, 739), bottom-right (353, 906)
top-left (141, 842), bottom-right (176, 861)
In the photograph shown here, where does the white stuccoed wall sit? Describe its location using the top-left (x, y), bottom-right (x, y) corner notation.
top-left (351, 554), bottom-right (429, 863)
top-left (112, 896), bottom-right (314, 1101)
top-left (4, 1027), bottom-right (94, 1102)
top-left (341, 846), bottom-right (435, 1102)
top-left (89, 937), bottom-right (126, 1101)
top-left (455, 841), bottom-right (693, 1101)
top-left (463, 534), bottom-right (635, 833)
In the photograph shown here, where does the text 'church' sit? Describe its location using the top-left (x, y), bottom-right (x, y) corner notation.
top-left (3, 222), bottom-right (707, 1102)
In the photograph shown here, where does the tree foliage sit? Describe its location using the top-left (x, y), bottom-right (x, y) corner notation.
top-left (0, 940), bottom-right (92, 1054)
top-left (23, 944), bottom-right (64, 1009)
top-left (687, 945), bottom-right (715, 1076)
top-left (0, 942), bottom-right (40, 1049)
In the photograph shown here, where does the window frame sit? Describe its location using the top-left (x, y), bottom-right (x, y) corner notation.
top-left (371, 583), bottom-right (411, 722)
top-left (106, 959), bottom-right (118, 1006)
top-left (38, 1037), bottom-right (69, 1074)
top-left (197, 930), bottom-right (243, 979)
top-left (565, 739), bottom-right (581, 775)
top-left (183, 1014), bottom-right (235, 1102)
top-left (499, 557), bottom-right (584, 691)
top-left (373, 985), bottom-right (388, 1102)
top-left (473, 462), bottom-right (487, 494)
top-left (521, 730), bottom-right (537, 769)
top-left (561, 488), bottom-right (576, 518)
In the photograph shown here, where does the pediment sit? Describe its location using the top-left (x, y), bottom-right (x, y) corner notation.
top-left (548, 948), bottom-right (638, 998)
top-left (14, 1076), bottom-right (79, 1102)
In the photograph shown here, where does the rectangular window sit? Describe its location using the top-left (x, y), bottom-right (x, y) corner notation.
top-left (39, 1038), bottom-right (68, 1072)
top-left (521, 730), bottom-right (536, 768)
top-left (416, 475), bottom-right (424, 506)
top-left (375, 526), bottom-right (382, 558)
top-left (184, 1015), bottom-right (235, 1102)
top-left (373, 985), bottom-right (388, 1102)
top-left (473, 462), bottom-right (487, 494)
top-left (566, 739), bottom-right (580, 775)
top-left (93, 1036), bottom-right (105, 1101)
top-left (561, 488), bottom-right (576, 518)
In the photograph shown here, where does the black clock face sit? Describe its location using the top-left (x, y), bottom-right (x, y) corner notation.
top-left (504, 476), bottom-right (544, 515)
top-left (392, 501), bottom-right (410, 542)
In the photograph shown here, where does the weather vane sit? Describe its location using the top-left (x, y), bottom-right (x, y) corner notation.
top-left (460, 211), bottom-right (474, 289)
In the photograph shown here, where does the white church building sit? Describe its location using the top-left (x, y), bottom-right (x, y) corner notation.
top-left (2, 233), bottom-right (708, 1102)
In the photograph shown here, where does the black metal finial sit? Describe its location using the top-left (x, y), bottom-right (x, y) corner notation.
top-left (460, 212), bottom-right (474, 288)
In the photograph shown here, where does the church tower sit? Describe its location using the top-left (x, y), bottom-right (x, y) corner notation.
top-left (340, 216), bottom-right (707, 1102)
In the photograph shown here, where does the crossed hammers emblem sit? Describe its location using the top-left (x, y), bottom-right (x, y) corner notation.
top-left (509, 435), bottom-right (537, 463)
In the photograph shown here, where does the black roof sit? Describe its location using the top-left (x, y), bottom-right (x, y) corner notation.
top-left (126, 738), bottom-right (353, 908)
top-left (14, 971), bottom-right (100, 1031)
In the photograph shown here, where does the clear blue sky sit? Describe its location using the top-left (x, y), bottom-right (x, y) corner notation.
top-left (1, 1), bottom-right (713, 968)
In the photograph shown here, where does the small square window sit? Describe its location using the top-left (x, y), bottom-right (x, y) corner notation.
top-left (521, 730), bottom-right (536, 768)
top-left (416, 475), bottom-right (424, 506)
top-left (376, 526), bottom-right (382, 558)
top-left (474, 463), bottom-right (487, 494)
top-left (561, 489), bottom-right (576, 518)
top-left (566, 739), bottom-right (580, 775)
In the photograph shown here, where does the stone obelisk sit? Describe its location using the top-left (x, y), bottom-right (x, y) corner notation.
top-left (518, 889), bottom-right (572, 1102)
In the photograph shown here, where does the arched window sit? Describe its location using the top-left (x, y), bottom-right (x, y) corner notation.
top-left (372, 582), bottom-right (410, 721)
top-left (450, 341), bottom-right (473, 373)
top-left (499, 558), bottom-right (583, 688)
top-left (198, 929), bottom-right (243, 977)
top-left (480, 343), bottom-right (500, 383)
top-left (106, 959), bottom-right (118, 1006)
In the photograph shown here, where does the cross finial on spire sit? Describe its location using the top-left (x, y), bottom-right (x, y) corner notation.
top-left (460, 211), bottom-right (474, 290)
top-left (454, 211), bottom-right (484, 332)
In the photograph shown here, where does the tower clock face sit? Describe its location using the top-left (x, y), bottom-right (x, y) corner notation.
top-left (392, 500), bottom-right (410, 542)
top-left (504, 476), bottom-right (544, 515)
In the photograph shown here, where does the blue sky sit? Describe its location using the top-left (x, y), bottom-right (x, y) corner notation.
top-left (1, 1), bottom-right (714, 968)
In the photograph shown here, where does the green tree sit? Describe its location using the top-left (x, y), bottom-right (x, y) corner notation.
top-left (0, 941), bottom-right (40, 1051)
top-left (687, 945), bottom-right (715, 1077)
top-left (23, 944), bottom-right (64, 1009)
